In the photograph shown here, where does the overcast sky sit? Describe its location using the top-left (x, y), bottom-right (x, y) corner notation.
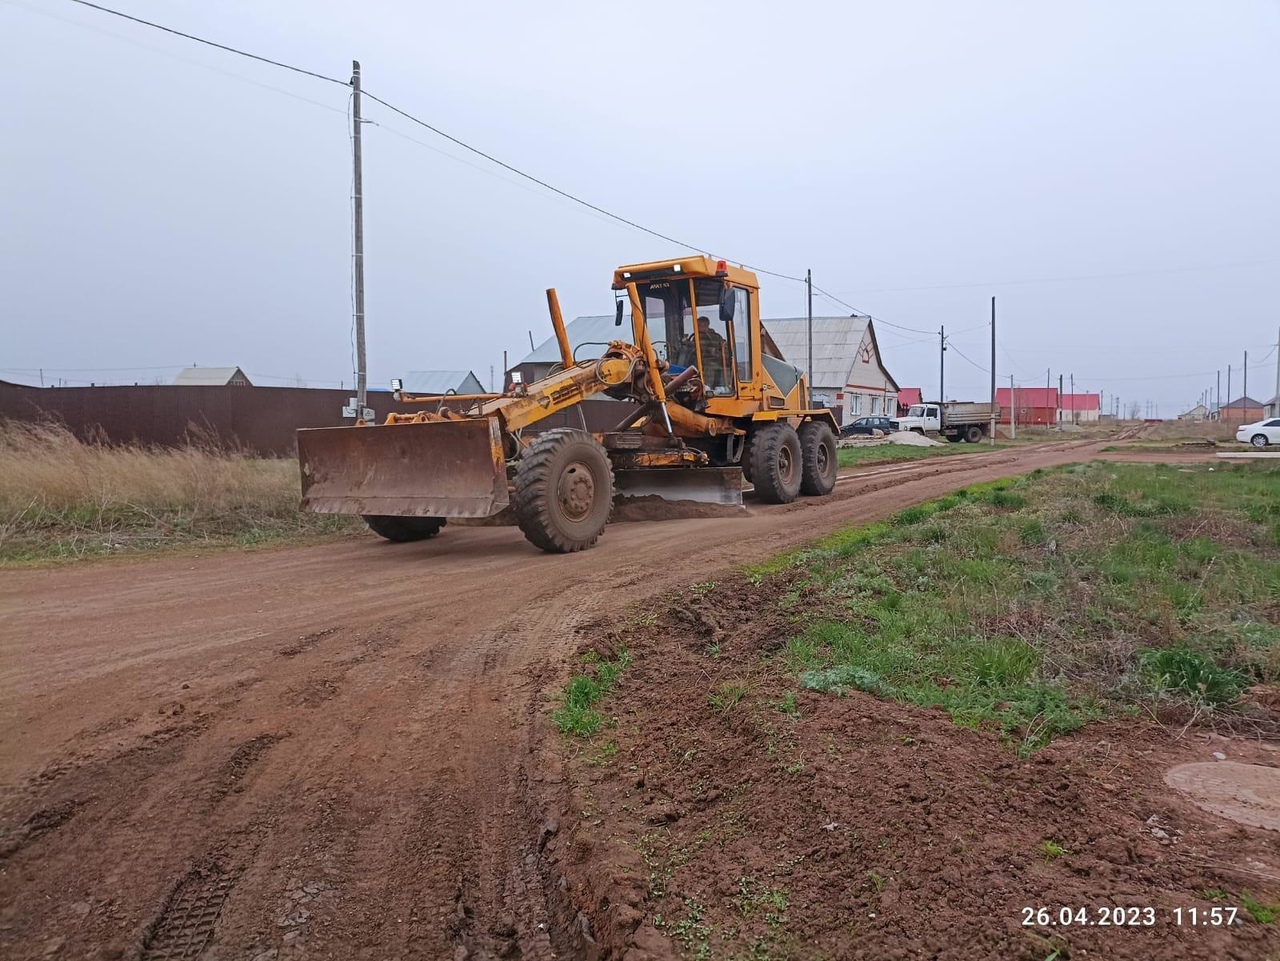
top-left (3, 0), bottom-right (1278, 414)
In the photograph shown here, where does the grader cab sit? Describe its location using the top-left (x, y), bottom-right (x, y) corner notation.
top-left (297, 256), bottom-right (839, 553)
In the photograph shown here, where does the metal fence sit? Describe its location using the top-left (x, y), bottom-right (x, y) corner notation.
top-left (0, 381), bottom-right (639, 456)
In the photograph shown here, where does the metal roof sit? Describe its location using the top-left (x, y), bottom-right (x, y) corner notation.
top-left (897, 387), bottom-right (923, 407)
top-left (174, 366), bottom-right (251, 386)
top-left (519, 316), bottom-right (619, 365)
top-left (997, 387), bottom-right (1058, 408)
top-left (762, 317), bottom-right (872, 389)
top-left (1222, 396), bottom-right (1265, 408)
top-left (1060, 392), bottom-right (1100, 411)
top-left (402, 370), bottom-right (485, 395)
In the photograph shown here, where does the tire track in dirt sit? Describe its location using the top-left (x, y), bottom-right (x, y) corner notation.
top-left (1, 441), bottom-right (1127, 959)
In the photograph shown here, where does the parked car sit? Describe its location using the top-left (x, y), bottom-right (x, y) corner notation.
top-left (1236, 418), bottom-right (1280, 448)
top-left (841, 416), bottom-right (894, 437)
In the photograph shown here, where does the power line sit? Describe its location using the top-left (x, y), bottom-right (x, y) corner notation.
top-left (51, 0), bottom-right (943, 341)
top-left (63, 0), bottom-right (347, 85)
top-left (947, 343), bottom-right (988, 375)
top-left (825, 255), bottom-right (1280, 295)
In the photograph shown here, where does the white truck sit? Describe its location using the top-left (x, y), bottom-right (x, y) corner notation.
top-left (891, 402), bottom-right (999, 443)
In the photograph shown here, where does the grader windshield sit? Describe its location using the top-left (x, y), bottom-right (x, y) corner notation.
top-left (637, 277), bottom-right (748, 397)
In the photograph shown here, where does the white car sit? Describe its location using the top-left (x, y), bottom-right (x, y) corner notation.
top-left (1236, 418), bottom-right (1280, 448)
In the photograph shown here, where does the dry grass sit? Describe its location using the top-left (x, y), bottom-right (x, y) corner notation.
top-left (0, 422), bottom-right (359, 564)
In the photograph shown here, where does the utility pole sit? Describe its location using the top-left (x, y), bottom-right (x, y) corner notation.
top-left (1070, 373), bottom-right (1076, 426)
top-left (1274, 327), bottom-right (1280, 416)
top-left (939, 325), bottom-right (946, 404)
top-left (1058, 374), bottom-right (1064, 426)
top-left (806, 269), bottom-right (813, 407)
top-left (1244, 350), bottom-right (1248, 405)
top-left (1010, 374), bottom-right (1017, 439)
top-left (1216, 370), bottom-right (1221, 419)
top-left (989, 297), bottom-right (996, 445)
top-left (351, 60), bottom-right (368, 421)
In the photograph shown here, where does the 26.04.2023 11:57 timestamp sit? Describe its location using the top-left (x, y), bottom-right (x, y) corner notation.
top-left (1021, 906), bottom-right (1240, 927)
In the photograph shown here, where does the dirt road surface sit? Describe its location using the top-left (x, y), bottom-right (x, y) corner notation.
top-left (0, 442), bottom-right (1185, 959)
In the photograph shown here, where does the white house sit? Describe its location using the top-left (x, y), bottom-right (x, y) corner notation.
top-left (174, 366), bottom-right (252, 386)
top-left (762, 317), bottom-right (899, 423)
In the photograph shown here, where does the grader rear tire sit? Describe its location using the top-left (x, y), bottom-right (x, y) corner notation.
top-left (513, 429), bottom-right (614, 553)
top-left (750, 423), bottom-right (803, 504)
top-left (798, 421), bottom-right (838, 496)
top-left (361, 515), bottom-right (446, 542)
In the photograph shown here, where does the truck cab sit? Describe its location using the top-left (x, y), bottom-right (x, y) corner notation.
top-left (891, 404), bottom-right (940, 434)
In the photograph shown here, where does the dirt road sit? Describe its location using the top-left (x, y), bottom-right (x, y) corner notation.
top-left (0, 442), bottom-right (1156, 959)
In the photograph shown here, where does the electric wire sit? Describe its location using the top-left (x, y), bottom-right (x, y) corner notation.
top-left (63, 0), bottom-right (347, 85)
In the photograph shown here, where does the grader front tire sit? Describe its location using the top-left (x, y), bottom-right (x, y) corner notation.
top-left (750, 423), bottom-right (803, 504)
top-left (513, 429), bottom-right (614, 553)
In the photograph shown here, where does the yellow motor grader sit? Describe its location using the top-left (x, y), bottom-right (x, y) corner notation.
top-left (297, 256), bottom-right (839, 553)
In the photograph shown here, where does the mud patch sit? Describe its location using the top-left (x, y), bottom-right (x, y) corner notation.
top-left (139, 858), bottom-right (242, 961)
top-left (277, 627), bottom-right (339, 658)
top-left (0, 799), bottom-right (83, 861)
top-left (207, 734), bottom-right (281, 806)
top-left (1165, 762), bottom-right (1280, 831)
top-left (611, 494), bottom-right (747, 523)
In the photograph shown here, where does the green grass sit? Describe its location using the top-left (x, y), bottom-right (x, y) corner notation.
top-left (1241, 890), bottom-right (1278, 924)
top-left (775, 462), bottom-right (1280, 752)
top-left (836, 442), bottom-right (990, 468)
top-left (552, 650), bottom-right (632, 736)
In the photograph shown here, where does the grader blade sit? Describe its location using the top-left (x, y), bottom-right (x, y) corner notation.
top-left (612, 467), bottom-right (744, 507)
top-left (298, 418), bottom-right (509, 518)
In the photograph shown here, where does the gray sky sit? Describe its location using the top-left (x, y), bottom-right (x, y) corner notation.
top-left (3, 0), bottom-right (1278, 414)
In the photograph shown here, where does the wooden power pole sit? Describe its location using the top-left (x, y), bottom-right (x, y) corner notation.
top-left (351, 60), bottom-right (368, 421)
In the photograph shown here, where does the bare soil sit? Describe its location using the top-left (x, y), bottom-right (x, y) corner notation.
top-left (1, 440), bottom-right (1266, 961)
top-left (548, 571), bottom-right (1280, 960)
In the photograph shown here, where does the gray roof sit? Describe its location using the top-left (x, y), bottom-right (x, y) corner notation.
top-left (519, 316), bottom-right (619, 365)
top-left (1222, 396), bottom-right (1265, 408)
top-left (762, 317), bottom-right (873, 389)
top-left (402, 370), bottom-right (486, 395)
top-left (174, 366), bottom-right (250, 386)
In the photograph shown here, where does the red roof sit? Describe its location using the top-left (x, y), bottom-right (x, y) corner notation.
top-left (1061, 393), bottom-right (1100, 411)
top-left (996, 387), bottom-right (1058, 408)
top-left (898, 387), bottom-right (922, 406)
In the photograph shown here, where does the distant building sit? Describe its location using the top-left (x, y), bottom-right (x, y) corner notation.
top-left (1061, 392), bottom-right (1101, 424)
top-left (511, 315), bottom-right (619, 386)
top-left (1178, 403), bottom-right (1209, 422)
top-left (1267, 395), bottom-right (1279, 418)
top-left (402, 370), bottom-right (486, 396)
top-left (763, 317), bottom-right (899, 424)
top-left (174, 365), bottom-right (252, 387)
top-left (896, 387), bottom-right (923, 415)
top-left (995, 387), bottom-right (1059, 426)
top-left (1220, 396), bottom-right (1266, 425)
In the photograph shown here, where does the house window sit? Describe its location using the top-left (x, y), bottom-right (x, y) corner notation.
top-left (870, 395), bottom-right (879, 415)
top-left (851, 394), bottom-right (861, 415)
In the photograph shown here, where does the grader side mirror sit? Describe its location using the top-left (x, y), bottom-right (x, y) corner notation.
top-left (718, 285), bottom-right (735, 324)
top-left (615, 299), bottom-right (625, 326)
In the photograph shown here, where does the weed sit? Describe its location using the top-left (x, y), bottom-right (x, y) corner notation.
top-left (1241, 890), bottom-right (1278, 924)
top-left (552, 650), bottom-right (631, 736)
top-left (773, 691), bottom-right (799, 718)
top-left (866, 870), bottom-right (888, 893)
top-left (1140, 647), bottom-right (1245, 707)
top-left (709, 679), bottom-right (750, 714)
top-left (691, 580), bottom-right (717, 597)
top-left (1040, 840), bottom-right (1067, 861)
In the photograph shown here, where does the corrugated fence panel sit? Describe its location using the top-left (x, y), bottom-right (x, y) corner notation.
top-left (0, 382), bottom-right (639, 456)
